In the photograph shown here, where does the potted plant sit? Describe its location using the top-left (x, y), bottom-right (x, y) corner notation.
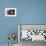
top-left (8, 32), bottom-right (16, 46)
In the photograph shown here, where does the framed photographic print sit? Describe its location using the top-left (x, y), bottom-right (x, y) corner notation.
top-left (18, 24), bottom-right (46, 42)
top-left (5, 8), bottom-right (16, 17)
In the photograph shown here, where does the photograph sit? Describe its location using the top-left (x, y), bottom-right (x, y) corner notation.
top-left (5, 8), bottom-right (16, 17)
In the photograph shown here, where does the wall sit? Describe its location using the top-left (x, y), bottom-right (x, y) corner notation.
top-left (0, 0), bottom-right (46, 44)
